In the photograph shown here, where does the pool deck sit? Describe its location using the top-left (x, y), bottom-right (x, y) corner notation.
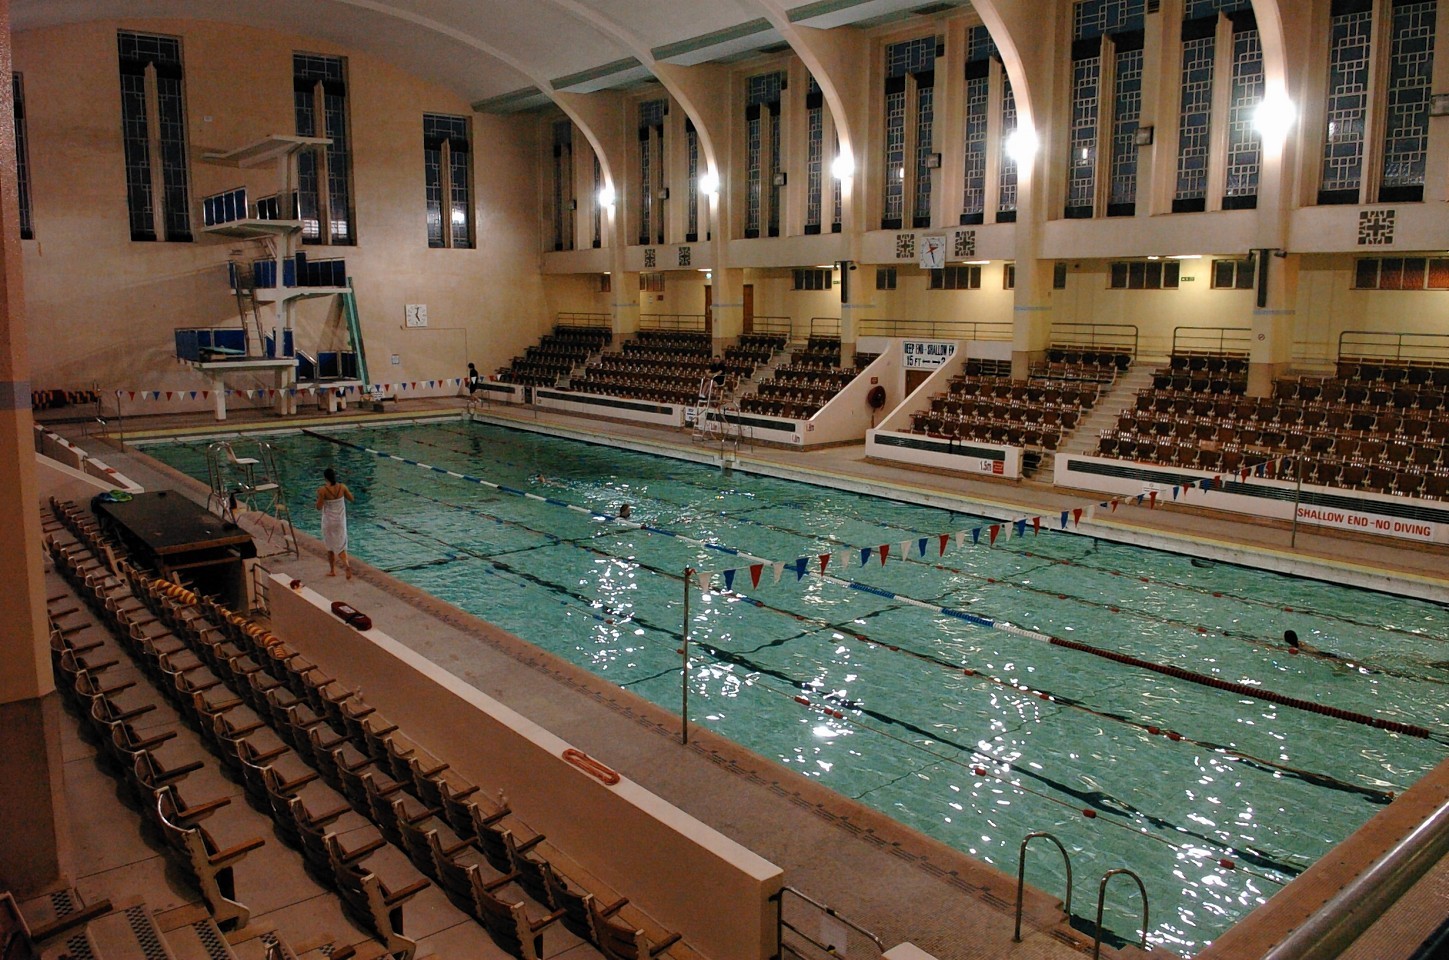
top-left (46, 399), bottom-right (1449, 960)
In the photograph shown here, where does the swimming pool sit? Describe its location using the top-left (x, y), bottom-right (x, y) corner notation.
top-left (143, 420), bottom-right (1449, 955)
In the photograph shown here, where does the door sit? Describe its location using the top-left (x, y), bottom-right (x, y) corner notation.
top-left (704, 284), bottom-right (712, 335)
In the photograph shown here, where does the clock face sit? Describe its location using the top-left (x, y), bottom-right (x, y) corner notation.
top-left (405, 304), bottom-right (427, 327)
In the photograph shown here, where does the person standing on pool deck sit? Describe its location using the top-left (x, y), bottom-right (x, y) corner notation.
top-left (316, 467), bottom-right (355, 579)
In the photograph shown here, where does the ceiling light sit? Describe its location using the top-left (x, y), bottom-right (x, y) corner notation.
top-left (1254, 90), bottom-right (1296, 148)
top-left (597, 184), bottom-right (616, 209)
top-left (1169, 255), bottom-right (1202, 260)
top-left (964, 260), bottom-right (990, 265)
top-left (697, 170), bottom-right (719, 196)
top-left (831, 151), bottom-right (855, 180)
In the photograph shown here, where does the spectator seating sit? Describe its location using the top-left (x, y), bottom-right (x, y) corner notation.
top-left (1030, 345), bottom-right (1132, 384)
top-left (721, 334), bottom-right (787, 380)
top-left (738, 336), bottom-right (866, 419)
top-left (1094, 358), bottom-right (1449, 500)
top-left (571, 331), bottom-right (712, 404)
top-left (497, 326), bottom-right (612, 388)
top-left (44, 495), bottom-right (684, 960)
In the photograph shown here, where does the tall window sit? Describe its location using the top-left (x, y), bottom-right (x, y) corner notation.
top-left (551, 120), bottom-right (574, 251)
top-left (13, 74), bottom-right (32, 240)
top-left (294, 53), bottom-right (354, 245)
top-left (745, 72), bottom-right (784, 239)
top-left (806, 77), bottom-right (825, 234)
top-left (117, 31), bottom-right (192, 242)
top-left (1173, 1), bottom-right (1261, 212)
top-left (883, 36), bottom-right (938, 229)
top-left (998, 76), bottom-right (1018, 222)
top-left (962, 28), bottom-right (994, 225)
top-left (592, 155), bottom-right (602, 248)
top-left (1066, 1), bottom-right (1145, 219)
top-left (1319, 0), bottom-right (1437, 205)
top-left (686, 119), bottom-right (700, 242)
top-left (638, 99), bottom-right (666, 245)
top-left (424, 113), bottom-right (472, 249)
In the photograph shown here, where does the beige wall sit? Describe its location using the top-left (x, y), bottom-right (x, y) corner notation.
top-left (16, 19), bottom-right (546, 403)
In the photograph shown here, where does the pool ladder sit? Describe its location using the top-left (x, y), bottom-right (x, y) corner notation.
top-left (1013, 831), bottom-right (1149, 958)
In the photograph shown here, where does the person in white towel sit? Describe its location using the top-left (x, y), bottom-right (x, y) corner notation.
top-left (315, 467), bottom-right (355, 579)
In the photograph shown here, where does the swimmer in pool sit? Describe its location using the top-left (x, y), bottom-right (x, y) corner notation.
top-left (618, 504), bottom-right (632, 520)
top-left (1284, 629), bottom-right (1339, 659)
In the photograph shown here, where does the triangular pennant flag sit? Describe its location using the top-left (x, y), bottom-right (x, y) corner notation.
top-left (723, 569), bottom-right (736, 591)
top-left (165, 391), bottom-right (173, 400)
top-left (988, 525), bottom-right (1000, 545)
top-left (972, 527), bottom-right (982, 546)
top-left (1135, 494), bottom-right (1145, 506)
top-left (696, 571), bottom-right (712, 592)
top-left (749, 564), bottom-right (763, 588)
top-left (878, 543), bottom-right (890, 565)
top-left (151, 391), bottom-right (161, 400)
top-left (189, 391), bottom-right (197, 400)
top-left (918, 537), bottom-right (928, 558)
top-left (1148, 491), bottom-right (1157, 508)
top-left (900, 540), bottom-right (913, 561)
top-left (861, 547), bottom-right (872, 567)
top-left (1255, 462), bottom-right (1266, 478)
top-left (201, 391), bottom-right (209, 399)
top-left (1199, 477), bottom-right (1212, 491)
top-left (1214, 475), bottom-right (1223, 489)
top-left (771, 562), bottom-right (785, 585)
top-left (957, 530), bottom-right (969, 549)
top-left (1172, 486), bottom-right (1180, 500)
top-left (1031, 516), bottom-right (1041, 535)
top-left (1060, 511), bottom-right (1070, 530)
top-left (819, 554), bottom-right (831, 575)
top-left (1014, 519), bottom-right (1027, 538)
top-left (793, 557), bottom-right (808, 581)
top-left (1109, 500), bottom-right (1119, 512)
top-left (1240, 469), bottom-right (1250, 483)
top-left (1073, 507), bottom-right (1084, 526)
top-left (939, 533), bottom-right (949, 556)
top-left (128, 391), bottom-right (136, 401)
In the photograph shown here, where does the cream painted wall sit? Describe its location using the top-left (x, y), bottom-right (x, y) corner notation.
top-left (16, 19), bottom-right (546, 403)
top-left (542, 274), bottom-right (611, 323)
top-left (642, 269), bottom-right (708, 320)
top-left (1296, 255), bottom-right (1449, 365)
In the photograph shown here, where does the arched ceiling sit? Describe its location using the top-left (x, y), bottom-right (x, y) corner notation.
top-left (13, 0), bottom-right (972, 110)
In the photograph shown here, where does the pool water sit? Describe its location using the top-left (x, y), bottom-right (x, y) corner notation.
top-left (143, 421), bottom-right (1449, 955)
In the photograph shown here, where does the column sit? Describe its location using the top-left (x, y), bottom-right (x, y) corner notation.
top-left (0, 0), bottom-right (72, 893)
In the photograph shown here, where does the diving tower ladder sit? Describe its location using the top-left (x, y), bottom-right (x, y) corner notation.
top-left (205, 439), bottom-right (298, 558)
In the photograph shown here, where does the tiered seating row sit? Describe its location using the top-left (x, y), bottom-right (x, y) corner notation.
top-left (738, 336), bottom-right (861, 419)
top-left (721, 334), bottom-right (786, 379)
top-left (1031, 344), bottom-right (1132, 384)
top-left (44, 497), bottom-right (682, 960)
top-left (497, 326), bottom-right (613, 388)
top-left (572, 331), bottom-right (714, 405)
top-left (907, 375), bottom-right (1100, 452)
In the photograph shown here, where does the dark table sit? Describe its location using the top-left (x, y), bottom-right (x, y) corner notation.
top-left (94, 491), bottom-right (256, 608)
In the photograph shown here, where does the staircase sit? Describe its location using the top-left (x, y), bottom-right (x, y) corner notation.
top-left (1034, 361), bottom-right (1162, 478)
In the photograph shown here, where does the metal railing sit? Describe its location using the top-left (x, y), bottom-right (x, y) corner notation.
top-left (1338, 330), bottom-right (1449, 365)
top-left (859, 318), bottom-right (1012, 340)
top-left (639, 313), bottom-right (707, 332)
top-left (556, 312), bottom-right (611, 329)
top-left (1052, 322), bottom-right (1140, 356)
top-left (1093, 869), bottom-right (1148, 960)
top-left (1015, 832), bottom-right (1073, 942)
top-left (775, 887), bottom-right (885, 960)
top-left (1172, 326), bottom-right (1251, 356)
top-left (808, 316), bottom-right (841, 337)
top-left (751, 315), bottom-right (793, 337)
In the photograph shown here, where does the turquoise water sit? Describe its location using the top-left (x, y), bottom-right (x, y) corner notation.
top-left (143, 421), bottom-right (1449, 955)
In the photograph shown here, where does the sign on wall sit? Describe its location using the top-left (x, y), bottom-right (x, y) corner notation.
top-left (902, 340), bottom-right (957, 369)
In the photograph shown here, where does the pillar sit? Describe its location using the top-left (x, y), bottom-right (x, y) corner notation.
top-left (0, 0), bottom-right (72, 894)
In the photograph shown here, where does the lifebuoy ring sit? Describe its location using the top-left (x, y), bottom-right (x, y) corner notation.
top-left (867, 385), bottom-right (887, 409)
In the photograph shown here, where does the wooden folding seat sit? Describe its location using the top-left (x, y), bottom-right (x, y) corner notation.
top-left (154, 785), bottom-right (265, 930)
top-left (1411, 445), bottom-right (1441, 468)
top-left (471, 874), bottom-right (564, 960)
top-left (1340, 462), bottom-right (1367, 489)
top-left (1419, 391), bottom-right (1445, 412)
top-left (589, 899), bottom-right (682, 960)
top-left (1381, 365), bottom-right (1408, 385)
top-left (326, 835), bottom-right (429, 960)
top-left (1357, 438), bottom-right (1385, 461)
top-left (1397, 471), bottom-right (1425, 498)
top-left (1366, 465), bottom-right (1396, 492)
top-left (1313, 460), bottom-right (1341, 486)
top-left (1385, 440), bottom-right (1414, 464)
top-left (1424, 471), bottom-right (1449, 500)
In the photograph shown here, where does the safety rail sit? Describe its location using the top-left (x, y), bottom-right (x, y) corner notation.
top-left (1172, 325), bottom-right (1251, 356)
top-left (808, 316), bottom-right (841, 337)
top-left (639, 313), bottom-right (708, 332)
top-left (1052, 322), bottom-right (1140, 356)
top-left (1014, 832), bottom-right (1073, 942)
top-left (1337, 330), bottom-right (1449, 365)
top-left (556, 311), bottom-right (611, 329)
top-left (860, 318), bottom-right (1012, 340)
top-left (201, 186), bottom-right (248, 226)
top-left (774, 886), bottom-right (885, 960)
top-left (1093, 869), bottom-right (1148, 960)
top-left (751, 315), bottom-right (793, 337)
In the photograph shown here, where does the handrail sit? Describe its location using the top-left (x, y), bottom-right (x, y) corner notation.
top-left (1014, 831), bottom-right (1073, 942)
top-left (775, 886), bottom-right (885, 960)
top-left (556, 312), bottom-right (611, 329)
top-left (859, 318), bottom-right (1011, 340)
top-left (751, 315), bottom-right (793, 336)
top-left (1337, 329), bottom-right (1449, 365)
top-left (808, 316), bottom-right (841, 337)
top-left (1260, 795), bottom-right (1449, 960)
top-left (639, 313), bottom-right (708, 332)
top-left (1051, 322), bottom-right (1139, 356)
top-left (1093, 869), bottom-right (1148, 960)
top-left (1172, 325), bottom-right (1251, 356)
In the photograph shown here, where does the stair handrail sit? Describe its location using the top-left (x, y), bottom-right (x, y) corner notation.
top-left (1014, 831), bottom-right (1073, 942)
top-left (1093, 868), bottom-right (1149, 960)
